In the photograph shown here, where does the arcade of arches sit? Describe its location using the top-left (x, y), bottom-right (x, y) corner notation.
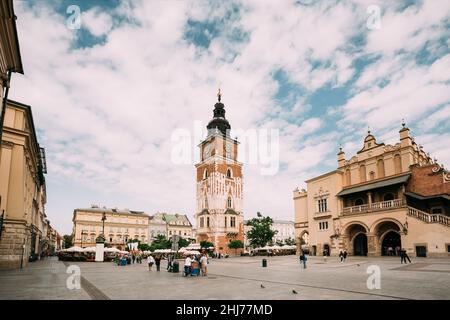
top-left (342, 220), bottom-right (403, 256)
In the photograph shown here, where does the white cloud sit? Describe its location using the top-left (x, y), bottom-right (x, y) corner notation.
top-left (9, 1), bottom-right (450, 234)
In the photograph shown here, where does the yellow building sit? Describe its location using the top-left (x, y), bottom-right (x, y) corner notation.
top-left (294, 124), bottom-right (450, 258)
top-left (165, 214), bottom-right (194, 240)
top-left (72, 206), bottom-right (149, 249)
top-left (0, 100), bottom-right (48, 268)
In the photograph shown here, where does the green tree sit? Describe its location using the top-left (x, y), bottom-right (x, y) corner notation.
top-left (200, 240), bottom-right (214, 249)
top-left (228, 240), bottom-right (244, 255)
top-left (178, 238), bottom-right (189, 249)
top-left (152, 235), bottom-right (171, 249)
top-left (246, 212), bottom-right (277, 248)
top-left (62, 235), bottom-right (73, 248)
top-left (284, 237), bottom-right (296, 246)
top-left (138, 243), bottom-right (151, 251)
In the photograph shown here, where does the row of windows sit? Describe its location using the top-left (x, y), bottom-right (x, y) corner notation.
top-left (81, 235), bottom-right (146, 243)
top-left (318, 221), bottom-right (329, 230)
top-left (199, 216), bottom-right (237, 228)
top-left (203, 168), bottom-right (234, 179)
top-left (344, 156), bottom-right (402, 185)
top-left (204, 197), bottom-right (234, 209)
top-left (168, 230), bottom-right (191, 236)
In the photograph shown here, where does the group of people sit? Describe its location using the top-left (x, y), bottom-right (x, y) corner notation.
top-left (147, 254), bottom-right (163, 271)
top-left (384, 245), bottom-right (402, 256)
top-left (114, 253), bottom-right (143, 265)
top-left (184, 253), bottom-right (209, 277)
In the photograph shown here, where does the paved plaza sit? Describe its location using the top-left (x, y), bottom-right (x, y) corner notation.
top-left (1, 255), bottom-right (450, 300)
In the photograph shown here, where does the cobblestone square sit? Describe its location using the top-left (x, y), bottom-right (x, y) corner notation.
top-left (1, 256), bottom-right (449, 300)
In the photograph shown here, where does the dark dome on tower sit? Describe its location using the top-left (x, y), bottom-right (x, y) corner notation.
top-left (207, 89), bottom-right (231, 137)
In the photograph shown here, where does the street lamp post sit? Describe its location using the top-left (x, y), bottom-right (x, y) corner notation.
top-left (101, 212), bottom-right (107, 237)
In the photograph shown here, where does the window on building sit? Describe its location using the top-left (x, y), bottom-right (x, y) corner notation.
top-left (231, 217), bottom-right (236, 228)
top-left (109, 237), bottom-right (112, 242)
top-left (317, 199), bottom-right (328, 212)
top-left (369, 171), bottom-right (375, 180)
top-left (225, 217), bottom-right (227, 227)
top-left (207, 217), bottom-right (210, 228)
top-left (355, 198), bottom-right (364, 206)
top-left (319, 221), bottom-right (329, 230)
top-left (431, 208), bottom-right (443, 214)
top-left (226, 168), bottom-right (232, 178)
top-left (227, 197), bottom-right (232, 208)
top-left (200, 217), bottom-right (204, 228)
top-left (204, 169), bottom-right (208, 179)
top-left (169, 231), bottom-right (172, 235)
top-left (179, 231), bottom-right (181, 235)
top-left (184, 232), bottom-right (187, 236)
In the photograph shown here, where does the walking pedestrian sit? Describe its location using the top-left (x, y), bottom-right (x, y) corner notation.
top-left (200, 253), bottom-right (208, 276)
top-left (323, 249), bottom-right (328, 262)
top-left (147, 254), bottom-right (155, 271)
top-left (155, 254), bottom-right (162, 272)
top-left (400, 248), bottom-right (411, 264)
top-left (299, 252), bottom-right (307, 269)
top-left (167, 254), bottom-right (173, 271)
top-left (339, 250), bottom-right (344, 263)
top-left (343, 250), bottom-right (348, 262)
top-left (184, 255), bottom-right (192, 276)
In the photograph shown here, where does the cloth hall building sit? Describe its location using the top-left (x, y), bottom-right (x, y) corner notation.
top-left (293, 124), bottom-right (450, 258)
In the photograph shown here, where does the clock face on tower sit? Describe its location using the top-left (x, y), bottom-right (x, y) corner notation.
top-left (203, 142), bottom-right (211, 159)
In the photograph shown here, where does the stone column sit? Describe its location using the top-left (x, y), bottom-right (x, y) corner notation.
top-left (367, 233), bottom-right (378, 256)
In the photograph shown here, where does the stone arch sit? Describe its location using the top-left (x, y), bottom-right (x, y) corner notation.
top-left (371, 218), bottom-right (403, 256)
top-left (342, 221), bottom-right (370, 235)
top-left (342, 222), bottom-right (369, 256)
top-left (370, 218), bottom-right (403, 234)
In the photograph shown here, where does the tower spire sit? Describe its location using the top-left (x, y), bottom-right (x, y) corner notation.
top-left (217, 88), bottom-right (222, 102)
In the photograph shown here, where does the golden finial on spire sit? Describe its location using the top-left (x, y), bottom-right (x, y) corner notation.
top-left (217, 87), bottom-right (222, 102)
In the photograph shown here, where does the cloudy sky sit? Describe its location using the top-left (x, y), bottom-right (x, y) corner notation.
top-left (10, 0), bottom-right (450, 235)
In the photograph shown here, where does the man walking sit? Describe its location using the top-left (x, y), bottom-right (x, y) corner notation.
top-left (339, 250), bottom-right (344, 263)
top-left (343, 250), bottom-right (348, 262)
top-left (155, 254), bottom-right (162, 272)
top-left (299, 252), bottom-right (307, 269)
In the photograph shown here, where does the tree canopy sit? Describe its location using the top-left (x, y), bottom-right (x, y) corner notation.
top-left (246, 212), bottom-right (277, 248)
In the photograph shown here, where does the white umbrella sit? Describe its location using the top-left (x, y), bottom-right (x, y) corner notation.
top-left (178, 247), bottom-right (187, 252)
top-left (183, 250), bottom-right (200, 255)
top-left (81, 246), bottom-right (96, 252)
top-left (65, 246), bottom-right (83, 252)
top-left (104, 247), bottom-right (120, 253)
top-left (272, 245), bottom-right (282, 250)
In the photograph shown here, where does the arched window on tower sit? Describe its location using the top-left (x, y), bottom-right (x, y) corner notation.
top-left (203, 169), bottom-right (208, 179)
top-left (227, 197), bottom-right (232, 208)
top-left (226, 168), bottom-right (232, 178)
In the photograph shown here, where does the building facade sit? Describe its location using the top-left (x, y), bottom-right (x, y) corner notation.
top-left (148, 212), bottom-right (167, 240)
top-left (272, 220), bottom-right (295, 244)
top-left (72, 206), bottom-right (149, 249)
top-left (294, 124), bottom-right (450, 258)
top-left (195, 91), bottom-right (244, 255)
top-left (165, 214), bottom-right (194, 240)
top-left (0, 100), bottom-right (49, 268)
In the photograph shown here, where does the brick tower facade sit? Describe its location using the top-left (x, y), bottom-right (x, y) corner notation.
top-left (195, 90), bottom-right (244, 255)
